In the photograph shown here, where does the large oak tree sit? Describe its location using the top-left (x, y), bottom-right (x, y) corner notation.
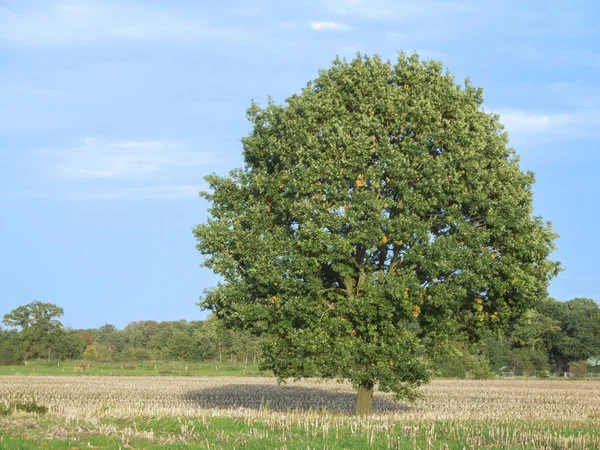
top-left (194, 54), bottom-right (560, 414)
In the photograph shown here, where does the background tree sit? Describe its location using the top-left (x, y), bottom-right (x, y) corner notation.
top-left (97, 323), bottom-right (117, 336)
top-left (94, 342), bottom-right (115, 361)
top-left (78, 330), bottom-right (95, 347)
top-left (540, 298), bottom-right (600, 373)
top-left (478, 329), bottom-right (511, 372)
top-left (506, 307), bottom-right (557, 375)
top-left (194, 53), bottom-right (560, 414)
top-left (2, 301), bottom-right (65, 361)
top-left (0, 328), bottom-right (24, 364)
top-left (56, 330), bottom-right (86, 360)
top-left (510, 308), bottom-right (558, 351)
top-left (435, 340), bottom-right (494, 379)
top-left (165, 328), bottom-right (197, 361)
top-left (83, 344), bottom-right (98, 362)
top-left (201, 314), bottom-right (233, 364)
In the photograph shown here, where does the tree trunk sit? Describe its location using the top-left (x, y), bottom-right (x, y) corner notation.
top-left (355, 381), bottom-right (374, 415)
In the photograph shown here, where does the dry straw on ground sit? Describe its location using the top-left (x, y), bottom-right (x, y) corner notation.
top-left (1, 376), bottom-right (600, 421)
top-left (2, 377), bottom-right (600, 449)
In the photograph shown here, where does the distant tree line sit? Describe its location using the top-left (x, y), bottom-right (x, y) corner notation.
top-left (436, 297), bottom-right (600, 377)
top-left (0, 301), bottom-right (260, 365)
top-left (1, 298), bottom-right (599, 377)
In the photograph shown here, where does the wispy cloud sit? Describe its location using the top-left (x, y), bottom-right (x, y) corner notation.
top-left (0, 1), bottom-right (242, 44)
top-left (0, 85), bottom-right (64, 97)
top-left (497, 109), bottom-right (577, 135)
top-left (311, 21), bottom-right (351, 31)
top-left (318, 0), bottom-right (471, 20)
top-left (41, 138), bottom-right (220, 180)
top-left (562, 276), bottom-right (600, 283)
top-left (492, 108), bottom-right (600, 147)
top-left (68, 185), bottom-right (203, 200)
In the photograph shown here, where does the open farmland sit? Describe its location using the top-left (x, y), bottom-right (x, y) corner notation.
top-left (2, 377), bottom-right (600, 449)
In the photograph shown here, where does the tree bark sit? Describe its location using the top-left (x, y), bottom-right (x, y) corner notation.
top-left (355, 381), bottom-right (374, 415)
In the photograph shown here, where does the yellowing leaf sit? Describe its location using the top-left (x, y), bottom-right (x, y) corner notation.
top-left (355, 174), bottom-right (367, 188)
top-left (412, 305), bottom-right (421, 317)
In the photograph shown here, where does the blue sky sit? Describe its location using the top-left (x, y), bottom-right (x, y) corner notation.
top-left (1, 0), bottom-right (599, 330)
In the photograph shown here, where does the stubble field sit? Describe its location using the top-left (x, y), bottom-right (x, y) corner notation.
top-left (1, 376), bottom-right (600, 449)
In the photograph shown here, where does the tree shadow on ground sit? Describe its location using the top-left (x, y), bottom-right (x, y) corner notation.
top-left (184, 384), bottom-right (410, 413)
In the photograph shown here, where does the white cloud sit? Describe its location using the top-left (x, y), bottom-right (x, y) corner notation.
top-left (319, 0), bottom-right (470, 20)
top-left (0, 85), bottom-right (64, 97)
top-left (491, 108), bottom-right (600, 147)
top-left (42, 138), bottom-right (220, 180)
top-left (0, 1), bottom-right (242, 44)
top-left (496, 109), bottom-right (577, 136)
top-left (311, 21), bottom-right (351, 31)
top-left (68, 185), bottom-right (203, 200)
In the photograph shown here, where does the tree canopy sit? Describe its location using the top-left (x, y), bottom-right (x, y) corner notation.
top-left (539, 297), bottom-right (600, 372)
top-left (194, 53), bottom-right (560, 413)
top-left (2, 301), bottom-right (66, 360)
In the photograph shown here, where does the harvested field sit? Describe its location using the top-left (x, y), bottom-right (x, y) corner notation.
top-left (2, 376), bottom-right (600, 449)
top-left (1, 376), bottom-right (600, 420)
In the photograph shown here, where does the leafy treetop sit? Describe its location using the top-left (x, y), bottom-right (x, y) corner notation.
top-left (194, 53), bottom-right (560, 410)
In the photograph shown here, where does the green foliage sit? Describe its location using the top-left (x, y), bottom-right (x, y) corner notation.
top-left (194, 53), bottom-right (560, 400)
top-left (478, 330), bottom-right (511, 372)
top-left (134, 348), bottom-right (152, 361)
top-left (509, 347), bottom-right (549, 376)
top-left (436, 342), bottom-right (494, 379)
top-left (57, 330), bottom-right (86, 360)
top-left (540, 298), bottom-right (600, 373)
top-left (2, 301), bottom-right (64, 330)
top-left (0, 402), bottom-right (10, 416)
top-left (569, 360), bottom-right (590, 378)
top-left (0, 329), bottom-right (25, 364)
top-left (0, 360), bottom-right (265, 377)
top-left (14, 401), bottom-right (48, 415)
top-left (1, 301), bottom-right (261, 365)
top-left (83, 344), bottom-right (98, 361)
top-left (10, 297), bottom-right (600, 379)
top-left (93, 342), bottom-right (115, 361)
top-left (470, 358), bottom-right (494, 379)
top-left (86, 317), bottom-right (260, 363)
top-left (3, 412), bottom-right (600, 450)
top-left (0, 400), bottom-right (48, 416)
top-left (510, 307), bottom-right (559, 350)
top-left (2, 301), bottom-right (67, 360)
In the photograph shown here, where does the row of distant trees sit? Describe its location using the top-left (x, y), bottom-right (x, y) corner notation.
top-left (437, 297), bottom-right (600, 377)
top-left (0, 301), bottom-right (260, 365)
top-left (1, 298), bottom-right (599, 376)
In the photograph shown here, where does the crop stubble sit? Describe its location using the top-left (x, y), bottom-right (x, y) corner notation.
top-left (1, 376), bottom-right (599, 421)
